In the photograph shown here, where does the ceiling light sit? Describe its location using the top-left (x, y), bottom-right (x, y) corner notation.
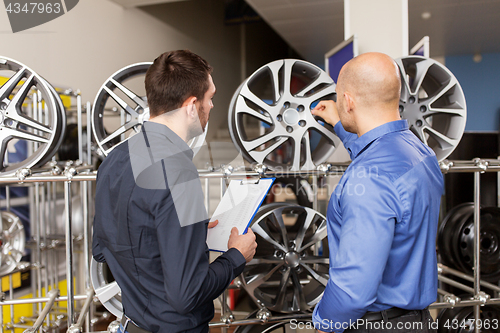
top-left (421, 12), bottom-right (431, 20)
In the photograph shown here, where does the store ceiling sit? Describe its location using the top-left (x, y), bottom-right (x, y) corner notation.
top-left (115, 0), bottom-right (500, 64)
top-left (244, 0), bottom-right (344, 65)
top-left (244, 0), bottom-right (500, 64)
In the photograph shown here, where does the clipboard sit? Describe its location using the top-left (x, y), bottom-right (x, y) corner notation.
top-left (207, 177), bottom-right (275, 252)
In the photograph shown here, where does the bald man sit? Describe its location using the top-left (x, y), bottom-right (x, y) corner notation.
top-left (311, 53), bottom-right (443, 333)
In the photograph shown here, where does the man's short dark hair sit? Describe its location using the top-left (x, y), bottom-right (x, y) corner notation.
top-left (145, 50), bottom-right (213, 117)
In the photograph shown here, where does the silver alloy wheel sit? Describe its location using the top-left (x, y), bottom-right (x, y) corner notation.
top-left (90, 258), bottom-right (123, 319)
top-left (92, 63), bottom-right (207, 157)
top-left (241, 203), bottom-right (329, 313)
top-left (38, 77), bottom-right (66, 166)
top-left (395, 56), bottom-right (467, 161)
top-left (0, 57), bottom-right (60, 175)
top-left (228, 59), bottom-right (340, 171)
top-left (0, 211), bottom-right (25, 275)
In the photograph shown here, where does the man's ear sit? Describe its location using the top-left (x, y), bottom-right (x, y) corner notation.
top-left (344, 92), bottom-right (355, 112)
top-left (182, 96), bottom-right (197, 117)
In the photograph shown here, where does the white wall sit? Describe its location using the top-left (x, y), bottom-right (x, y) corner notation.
top-left (0, 0), bottom-right (242, 140)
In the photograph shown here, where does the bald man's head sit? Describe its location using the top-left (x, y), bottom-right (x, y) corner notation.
top-left (337, 52), bottom-right (401, 109)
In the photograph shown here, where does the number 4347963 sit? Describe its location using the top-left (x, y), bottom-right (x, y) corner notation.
top-left (6, 3), bottom-right (61, 14)
top-left (444, 319), bottom-right (498, 330)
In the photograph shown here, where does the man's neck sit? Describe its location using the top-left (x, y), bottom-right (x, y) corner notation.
top-left (149, 116), bottom-right (189, 142)
top-left (356, 108), bottom-right (401, 137)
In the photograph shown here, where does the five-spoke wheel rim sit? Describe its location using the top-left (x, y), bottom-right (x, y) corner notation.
top-left (0, 211), bottom-right (25, 275)
top-left (0, 57), bottom-right (62, 175)
top-left (92, 63), bottom-right (207, 157)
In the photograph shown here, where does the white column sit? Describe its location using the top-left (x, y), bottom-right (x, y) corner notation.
top-left (344, 0), bottom-right (409, 58)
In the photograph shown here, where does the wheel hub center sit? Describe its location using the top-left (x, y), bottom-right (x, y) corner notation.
top-left (283, 109), bottom-right (299, 126)
top-left (400, 96), bottom-right (428, 127)
top-left (138, 107), bottom-right (150, 124)
top-left (284, 251), bottom-right (300, 268)
top-left (481, 234), bottom-right (498, 254)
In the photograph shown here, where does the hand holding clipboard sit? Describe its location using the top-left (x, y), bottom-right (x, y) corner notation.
top-left (206, 178), bottom-right (275, 252)
top-left (227, 227), bottom-right (257, 262)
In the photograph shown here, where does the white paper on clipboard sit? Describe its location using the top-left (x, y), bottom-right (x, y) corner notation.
top-left (207, 178), bottom-right (275, 252)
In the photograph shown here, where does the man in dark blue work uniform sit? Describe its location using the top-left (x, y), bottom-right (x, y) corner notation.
top-left (311, 52), bottom-right (443, 333)
top-left (92, 50), bottom-right (257, 333)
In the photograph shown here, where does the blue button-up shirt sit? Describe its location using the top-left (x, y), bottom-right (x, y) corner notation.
top-left (312, 120), bottom-right (443, 332)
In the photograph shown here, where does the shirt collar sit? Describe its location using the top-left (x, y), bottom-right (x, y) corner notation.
top-left (142, 121), bottom-right (194, 160)
top-left (349, 119), bottom-right (409, 159)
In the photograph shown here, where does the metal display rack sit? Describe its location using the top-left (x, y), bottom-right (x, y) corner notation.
top-left (0, 156), bottom-right (497, 333)
top-left (0, 83), bottom-right (95, 333)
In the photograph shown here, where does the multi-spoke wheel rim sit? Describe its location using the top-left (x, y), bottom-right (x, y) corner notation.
top-left (228, 59), bottom-right (340, 171)
top-left (92, 63), bottom-right (207, 157)
top-left (241, 203), bottom-right (329, 313)
top-left (396, 56), bottom-right (466, 161)
top-left (0, 57), bottom-right (60, 174)
top-left (40, 77), bottom-right (66, 165)
top-left (0, 211), bottom-right (25, 275)
top-left (90, 258), bottom-right (123, 318)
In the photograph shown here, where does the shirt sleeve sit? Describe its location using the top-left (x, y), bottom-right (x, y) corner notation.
top-left (334, 122), bottom-right (358, 160)
top-left (313, 173), bottom-right (402, 332)
top-left (152, 171), bottom-right (246, 315)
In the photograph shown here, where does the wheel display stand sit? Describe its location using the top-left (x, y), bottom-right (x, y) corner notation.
top-left (0, 159), bottom-right (495, 333)
top-left (0, 55), bottom-right (491, 333)
top-left (0, 58), bottom-right (95, 332)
